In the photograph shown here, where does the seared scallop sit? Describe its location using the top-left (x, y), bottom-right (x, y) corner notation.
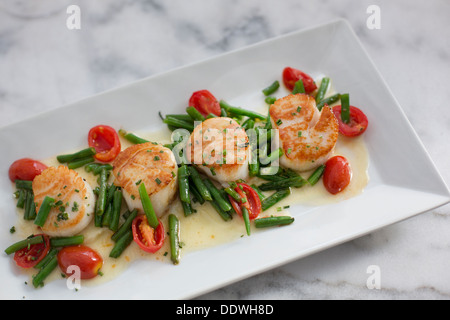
top-left (186, 117), bottom-right (249, 183)
top-left (270, 93), bottom-right (339, 172)
top-left (32, 165), bottom-right (95, 237)
top-left (112, 142), bottom-right (178, 217)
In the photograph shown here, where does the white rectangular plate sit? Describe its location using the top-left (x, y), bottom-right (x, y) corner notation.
top-left (1, 19), bottom-right (449, 300)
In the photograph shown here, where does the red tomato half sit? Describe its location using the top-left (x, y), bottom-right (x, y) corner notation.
top-left (332, 105), bottom-right (369, 137)
top-left (282, 67), bottom-right (318, 94)
top-left (188, 90), bottom-right (221, 117)
top-left (132, 215), bottom-right (165, 254)
top-left (57, 245), bottom-right (103, 280)
top-left (323, 156), bottom-right (352, 195)
top-left (88, 125), bottom-right (121, 162)
top-left (8, 158), bottom-right (47, 182)
top-left (14, 234), bottom-right (50, 269)
top-left (227, 183), bottom-right (262, 220)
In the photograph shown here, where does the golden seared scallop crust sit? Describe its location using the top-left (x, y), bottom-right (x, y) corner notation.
top-left (187, 117), bottom-right (249, 183)
top-left (112, 142), bottom-right (178, 217)
top-left (270, 93), bottom-right (339, 172)
top-left (32, 165), bottom-right (95, 237)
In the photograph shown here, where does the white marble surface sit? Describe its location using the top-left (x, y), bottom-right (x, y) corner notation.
top-left (1, 0), bottom-right (450, 300)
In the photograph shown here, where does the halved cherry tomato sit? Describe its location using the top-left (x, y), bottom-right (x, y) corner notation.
top-left (57, 245), bottom-right (103, 279)
top-left (132, 215), bottom-right (165, 253)
top-left (88, 125), bottom-right (121, 162)
top-left (8, 158), bottom-right (47, 182)
top-left (332, 105), bottom-right (369, 137)
top-left (227, 183), bottom-right (262, 220)
top-left (323, 156), bottom-right (352, 195)
top-left (189, 90), bottom-right (221, 117)
top-left (14, 234), bottom-right (50, 269)
top-left (282, 67), bottom-right (317, 94)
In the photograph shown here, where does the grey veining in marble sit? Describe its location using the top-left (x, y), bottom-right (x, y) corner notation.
top-left (1, 0), bottom-right (450, 299)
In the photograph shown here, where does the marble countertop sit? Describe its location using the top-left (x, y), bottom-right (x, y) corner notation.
top-left (1, 0), bottom-right (449, 300)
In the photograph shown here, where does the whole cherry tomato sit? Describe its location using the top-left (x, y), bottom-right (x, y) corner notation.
top-left (8, 158), bottom-right (47, 182)
top-left (189, 90), bottom-right (221, 117)
top-left (57, 245), bottom-right (103, 279)
top-left (323, 156), bottom-right (352, 194)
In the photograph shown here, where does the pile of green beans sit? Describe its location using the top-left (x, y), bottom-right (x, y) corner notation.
top-left (56, 147), bottom-right (96, 170)
top-left (109, 209), bottom-right (138, 258)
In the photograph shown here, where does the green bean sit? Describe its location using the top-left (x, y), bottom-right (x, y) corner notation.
top-left (57, 147), bottom-right (96, 163)
top-left (163, 116), bottom-right (195, 131)
top-left (181, 201), bottom-right (195, 217)
top-left (224, 187), bottom-right (242, 203)
top-left (317, 93), bottom-right (340, 111)
top-left (255, 216), bottom-right (295, 228)
top-left (67, 156), bottom-right (95, 170)
top-left (111, 209), bottom-right (137, 242)
top-left (209, 200), bottom-right (232, 221)
top-left (95, 168), bottom-right (108, 217)
top-left (262, 147), bottom-right (283, 165)
top-left (315, 77), bottom-right (330, 103)
top-left (261, 189), bottom-right (291, 211)
top-left (249, 157), bottom-right (260, 177)
top-left (168, 214), bottom-right (181, 265)
top-left (188, 166), bottom-right (212, 201)
top-left (109, 189), bottom-right (123, 232)
top-left (219, 100), bottom-right (266, 120)
top-left (24, 190), bottom-right (36, 220)
top-left (109, 229), bottom-right (133, 258)
top-left (34, 196), bottom-right (55, 227)
top-left (118, 129), bottom-right (149, 144)
top-left (15, 179), bottom-right (33, 190)
top-left (32, 254), bottom-right (58, 288)
top-left (292, 79), bottom-right (305, 94)
top-left (241, 207), bottom-right (251, 236)
top-left (250, 184), bottom-right (266, 201)
top-left (16, 189), bottom-right (26, 208)
top-left (340, 93), bottom-right (350, 124)
top-left (4, 235), bottom-right (44, 255)
top-left (262, 80), bottom-right (280, 96)
top-left (220, 107), bottom-right (228, 117)
top-left (50, 235), bottom-right (84, 247)
top-left (307, 164), bottom-right (326, 186)
top-left (189, 181), bottom-right (204, 204)
top-left (138, 183), bottom-right (159, 228)
top-left (101, 203), bottom-right (113, 228)
top-left (164, 114), bottom-right (194, 122)
top-left (265, 96), bottom-right (277, 105)
top-left (34, 248), bottom-right (59, 269)
top-left (178, 165), bottom-right (191, 203)
top-left (85, 162), bottom-right (100, 173)
top-left (242, 118), bottom-right (255, 130)
top-left (259, 176), bottom-right (307, 191)
top-left (92, 164), bottom-right (114, 175)
top-left (186, 106), bottom-right (206, 122)
top-left (203, 179), bottom-right (232, 212)
top-left (206, 113), bottom-right (218, 119)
